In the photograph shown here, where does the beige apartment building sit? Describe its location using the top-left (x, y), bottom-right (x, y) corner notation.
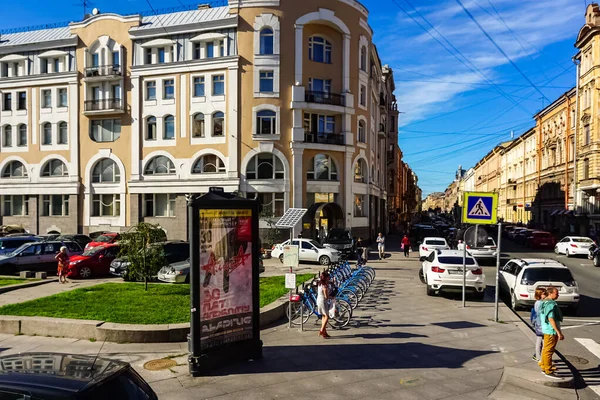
top-left (0, 0), bottom-right (396, 241)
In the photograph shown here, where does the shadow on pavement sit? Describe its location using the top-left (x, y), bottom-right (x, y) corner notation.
top-left (573, 294), bottom-right (600, 318)
top-left (336, 331), bottom-right (428, 340)
top-left (431, 321), bottom-right (486, 329)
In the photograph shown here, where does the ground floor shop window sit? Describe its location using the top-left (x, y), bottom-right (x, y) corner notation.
top-left (42, 195), bottom-right (68, 216)
top-left (307, 192), bottom-right (337, 206)
top-left (354, 194), bottom-right (366, 217)
top-left (3, 195), bottom-right (28, 216)
top-left (92, 194), bottom-right (120, 217)
top-left (145, 193), bottom-right (176, 217)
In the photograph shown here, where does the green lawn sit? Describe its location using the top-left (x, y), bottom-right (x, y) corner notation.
top-left (0, 278), bottom-right (38, 288)
top-left (0, 274), bottom-right (316, 325)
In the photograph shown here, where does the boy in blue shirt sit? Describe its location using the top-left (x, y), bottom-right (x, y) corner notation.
top-left (538, 286), bottom-right (564, 379)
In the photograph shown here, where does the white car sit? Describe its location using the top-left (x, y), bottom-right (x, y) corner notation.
top-left (499, 258), bottom-right (579, 311)
top-left (461, 237), bottom-right (497, 259)
top-left (555, 236), bottom-right (595, 257)
top-left (419, 237), bottom-right (450, 258)
top-left (271, 238), bottom-right (340, 265)
top-left (420, 249), bottom-right (486, 298)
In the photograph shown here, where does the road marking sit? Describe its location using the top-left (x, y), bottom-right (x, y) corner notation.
top-left (574, 338), bottom-right (600, 396)
top-left (563, 323), bottom-right (600, 330)
top-left (564, 319), bottom-right (600, 323)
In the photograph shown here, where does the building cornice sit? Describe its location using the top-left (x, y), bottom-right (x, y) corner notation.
top-left (0, 38), bottom-right (78, 55)
top-left (0, 72), bottom-right (78, 89)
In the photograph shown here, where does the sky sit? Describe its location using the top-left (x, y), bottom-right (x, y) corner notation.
top-left (0, 0), bottom-right (588, 198)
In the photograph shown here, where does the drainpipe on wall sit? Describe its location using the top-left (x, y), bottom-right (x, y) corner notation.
top-left (573, 57), bottom-right (581, 213)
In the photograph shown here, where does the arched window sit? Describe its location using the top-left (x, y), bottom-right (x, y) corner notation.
top-left (41, 159), bottom-right (68, 177)
top-left (358, 120), bottom-right (366, 143)
top-left (92, 159), bottom-right (120, 183)
top-left (260, 28), bottom-right (274, 55)
top-left (58, 121), bottom-right (68, 144)
top-left (213, 112), bottom-right (224, 136)
top-left (360, 46), bottom-right (367, 71)
top-left (3, 125), bottom-right (12, 147)
top-left (307, 154), bottom-right (337, 181)
top-left (42, 122), bottom-right (52, 145)
top-left (354, 159), bottom-right (366, 183)
top-left (2, 161), bottom-right (27, 178)
top-left (164, 115), bottom-right (175, 140)
top-left (146, 116), bottom-right (157, 140)
top-left (144, 156), bottom-right (175, 175)
top-left (192, 113), bottom-right (205, 138)
top-left (192, 154), bottom-right (225, 174)
top-left (18, 124), bottom-right (27, 146)
top-left (308, 36), bottom-right (332, 64)
top-left (256, 110), bottom-right (276, 135)
top-left (246, 153), bottom-right (284, 180)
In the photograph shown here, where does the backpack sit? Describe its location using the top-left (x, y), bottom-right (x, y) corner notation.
top-left (531, 305), bottom-right (542, 336)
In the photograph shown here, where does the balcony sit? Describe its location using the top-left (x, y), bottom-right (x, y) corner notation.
top-left (84, 98), bottom-right (124, 114)
top-left (304, 131), bottom-right (345, 145)
top-left (84, 65), bottom-right (122, 79)
top-left (305, 90), bottom-right (345, 107)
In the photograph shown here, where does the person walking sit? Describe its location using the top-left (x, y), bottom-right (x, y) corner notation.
top-left (539, 286), bottom-right (564, 378)
top-left (319, 226), bottom-right (326, 244)
top-left (317, 272), bottom-right (332, 339)
top-left (401, 235), bottom-right (410, 258)
top-left (531, 288), bottom-right (547, 362)
top-left (356, 237), bottom-right (364, 265)
top-left (55, 246), bottom-right (69, 284)
top-left (376, 233), bottom-right (385, 260)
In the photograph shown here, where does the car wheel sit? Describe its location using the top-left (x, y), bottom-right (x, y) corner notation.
top-left (554, 246), bottom-right (559, 255)
top-left (418, 268), bottom-right (426, 284)
top-left (79, 267), bottom-right (92, 279)
top-left (184, 274), bottom-right (190, 284)
top-left (319, 255), bottom-right (331, 266)
top-left (511, 293), bottom-right (519, 310)
top-left (594, 255), bottom-right (600, 268)
top-left (426, 285), bottom-right (435, 296)
top-left (279, 254), bottom-right (283, 263)
top-left (566, 249), bottom-right (571, 258)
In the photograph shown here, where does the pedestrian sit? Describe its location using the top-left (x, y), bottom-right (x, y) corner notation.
top-left (317, 272), bottom-right (332, 339)
top-left (55, 246), bottom-right (69, 284)
top-left (319, 226), bottom-right (325, 244)
top-left (376, 232), bottom-right (385, 260)
top-left (401, 235), bottom-right (410, 257)
top-left (531, 288), bottom-right (547, 362)
top-left (356, 237), bottom-right (364, 265)
top-left (539, 286), bottom-right (564, 379)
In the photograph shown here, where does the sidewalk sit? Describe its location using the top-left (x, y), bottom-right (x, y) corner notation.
top-left (0, 242), bottom-right (578, 399)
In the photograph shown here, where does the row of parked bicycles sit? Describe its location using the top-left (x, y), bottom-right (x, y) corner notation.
top-left (286, 257), bottom-right (376, 329)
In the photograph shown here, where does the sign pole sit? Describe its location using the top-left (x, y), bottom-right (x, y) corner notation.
top-left (462, 237), bottom-right (467, 308)
top-left (288, 265), bottom-right (292, 329)
top-left (495, 222), bottom-right (502, 322)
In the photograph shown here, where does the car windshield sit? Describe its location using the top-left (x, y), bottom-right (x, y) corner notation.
top-left (425, 240), bottom-right (446, 246)
top-left (83, 246), bottom-right (104, 256)
top-left (96, 235), bottom-right (114, 243)
top-left (438, 256), bottom-right (476, 265)
top-left (523, 268), bottom-right (574, 282)
top-left (572, 238), bottom-right (593, 243)
top-left (309, 240), bottom-right (324, 249)
top-left (327, 230), bottom-right (351, 240)
top-left (9, 244), bottom-right (29, 256)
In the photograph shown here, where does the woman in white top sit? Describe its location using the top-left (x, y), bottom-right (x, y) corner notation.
top-left (317, 272), bottom-right (331, 338)
top-left (376, 233), bottom-right (385, 260)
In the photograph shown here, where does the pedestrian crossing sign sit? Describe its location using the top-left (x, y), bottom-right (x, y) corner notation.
top-left (462, 192), bottom-right (498, 225)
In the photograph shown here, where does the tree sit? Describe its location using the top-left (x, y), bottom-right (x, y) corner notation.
top-left (118, 222), bottom-right (166, 290)
top-left (259, 208), bottom-right (281, 250)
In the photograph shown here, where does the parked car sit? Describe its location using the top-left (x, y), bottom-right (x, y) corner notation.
top-left (86, 232), bottom-right (121, 250)
top-left (158, 254), bottom-right (265, 284)
top-left (322, 228), bottom-right (354, 256)
top-left (508, 228), bottom-right (525, 240)
top-left (89, 230), bottom-right (110, 240)
top-left (418, 237), bottom-right (450, 258)
top-left (527, 231), bottom-right (556, 250)
top-left (67, 244), bottom-right (120, 279)
top-left (34, 234), bottom-right (60, 242)
top-left (56, 234), bottom-right (93, 249)
top-left (110, 240), bottom-right (190, 278)
top-left (420, 249), bottom-right (486, 298)
top-left (555, 236), bottom-right (596, 257)
top-left (272, 238), bottom-right (340, 266)
top-left (514, 229), bottom-right (532, 244)
top-left (0, 241), bottom-right (82, 274)
top-left (0, 236), bottom-right (38, 256)
top-left (0, 352), bottom-right (157, 399)
top-left (499, 258), bottom-right (579, 311)
top-left (460, 237), bottom-right (497, 259)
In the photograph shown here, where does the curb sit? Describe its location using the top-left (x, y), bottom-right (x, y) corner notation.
top-left (0, 278), bottom-right (58, 294)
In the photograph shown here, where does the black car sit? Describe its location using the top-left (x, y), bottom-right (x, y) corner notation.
top-left (110, 241), bottom-right (190, 279)
top-left (323, 228), bottom-right (354, 255)
top-left (0, 352), bottom-right (157, 399)
top-left (56, 234), bottom-right (93, 249)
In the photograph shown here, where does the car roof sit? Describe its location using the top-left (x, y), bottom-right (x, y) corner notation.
top-left (564, 236), bottom-right (592, 239)
top-left (511, 258), bottom-right (567, 268)
top-left (0, 352), bottom-right (127, 394)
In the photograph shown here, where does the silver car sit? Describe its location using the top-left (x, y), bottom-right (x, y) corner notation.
top-left (0, 241), bottom-right (82, 274)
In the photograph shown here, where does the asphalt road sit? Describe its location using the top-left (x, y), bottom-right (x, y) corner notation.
top-left (476, 238), bottom-right (600, 399)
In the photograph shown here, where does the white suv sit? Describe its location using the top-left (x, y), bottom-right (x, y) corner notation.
top-left (419, 237), bottom-right (450, 258)
top-left (271, 238), bottom-right (340, 266)
top-left (420, 249), bottom-right (486, 299)
top-left (499, 258), bottom-right (580, 311)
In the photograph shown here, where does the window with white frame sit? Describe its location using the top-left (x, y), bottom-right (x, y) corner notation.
top-left (259, 71), bottom-right (274, 93)
top-left (192, 113), bottom-right (205, 138)
top-left (145, 48), bottom-right (152, 65)
top-left (213, 75), bottom-right (225, 95)
top-left (307, 154), bottom-right (338, 181)
top-left (163, 79), bottom-right (175, 99)
top-left (91, 119), bottom-right (121, 142)
top-left (246, 153), bottom-right (284, 180)
top-left (146, 116), bottom-right (157, 140)
top-left (41, 159), bottom-right (68, 177)
top-left (212, 112), bottom-right (224, 136)
top-left (256, 110), bottom-right (276, 135)
top-left (164, 115), bottom-right (175, 140)
top-left (206, 42), bottom-right (215, 58)
top-left (2, 161), bottom-right (27, 178)
top-left (3, 195), bottom-right (28, 216)
top-left (92, 159), bottom-right (120, 183)
top-left (58, 121), bottom-right (68, 144)
top-left (41, 90), bottom-right (51, 108)
top-left (354, 194), bottom-right (366, 217)
top-left (144, 156), bottom-right (175, 175)
top-left (3, 93), bottom-right (11, 111)
top-left (193, 43), bottom-right (201, 60)
top-left (360, 85), bottom-right (366, 106)
top-left (42, 194), bottom-right (69, 216)
top-left (158, 48), bottom-right (166, 64)
top-left (192, 154), bottom-right (225, 174)
top-left (251, 193), bottom-right (284, 217)
top-left (193, 76), bottom-right (205, 97)
top-left (303, 113), bottom-right (335, 134)
top-left (308, 36), bottom-right (332, 64)
top-left (92, 194), bottom-right (120, 217)
top-left (58, 88), bottom-right (67, 107)
top-left (308, 78), bottom-right (331, 94)
top-left (360, 46), bottom-right (367, 71)
top-left (42, 123), bottom-right (52, 145)
top-left (260, 28), bottom-right (274, 55)
top-left (2, 125), bottom-right (11, 147)
top-left (146, 81), bottom-right (156, 100)
top-left (354, 159), bottom-right (366, 183)
top-left (145, 193), bottom-right (176, 217)
top-left (358, 120), bottom-right (366, 143)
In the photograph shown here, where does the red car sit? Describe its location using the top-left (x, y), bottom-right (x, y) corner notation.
top-left (67, 244), bottom-right (120, 279)
top-left (528, 231), bottom-right (556, 250)
top-left (85, 232), bottom-right (120, 250)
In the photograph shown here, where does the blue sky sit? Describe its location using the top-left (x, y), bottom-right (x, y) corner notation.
top-left (0, 0), bottom-right (586, 197)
